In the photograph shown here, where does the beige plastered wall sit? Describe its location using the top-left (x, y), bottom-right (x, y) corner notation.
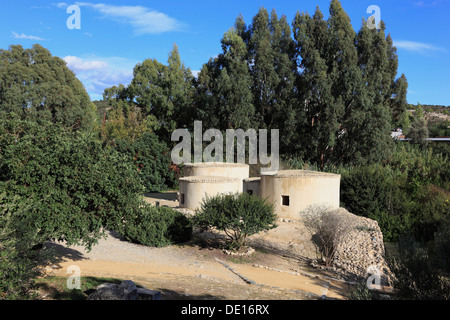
top-left (260, 170), bottom-right (341, 220)
top-left (183, 162), bottom-right (249, 192)
top-left (178, 176), bottom-right (241, 211)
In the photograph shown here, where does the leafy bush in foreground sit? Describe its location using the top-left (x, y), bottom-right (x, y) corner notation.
top-left (193, 193), bottom-right (277, 250)
top-left (118, 204), bottom-right (192, 247)
top-left (387, 236), bottom-right (450, 300)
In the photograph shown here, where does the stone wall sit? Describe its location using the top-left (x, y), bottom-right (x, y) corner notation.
top-left (326, 208), bottom-right (389, 282)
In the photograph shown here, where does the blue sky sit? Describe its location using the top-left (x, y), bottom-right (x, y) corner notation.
top-left (0, 0), bottom-right (449, 105)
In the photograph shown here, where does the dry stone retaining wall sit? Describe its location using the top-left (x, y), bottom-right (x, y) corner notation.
top-left (324, 209), bottom-right (389, 282)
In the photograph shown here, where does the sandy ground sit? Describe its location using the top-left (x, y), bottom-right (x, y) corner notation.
top-left (43, 193), bottom-right (353, 300)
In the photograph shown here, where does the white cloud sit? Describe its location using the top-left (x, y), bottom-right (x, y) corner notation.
top-left (64, 56), bottom-right (108, 72)
top-left (55, 2), bottom-right (185, 34)
top-left (11, 31), bottom-right (47, 41)
top-left (393, 40), bottom-right (444, 54)
top-left (63, 55), bottom-right (137, 99)
top-left (52, 2), bottom-right (68, 9)
top-left (414, 0), bottom-right (442, 7)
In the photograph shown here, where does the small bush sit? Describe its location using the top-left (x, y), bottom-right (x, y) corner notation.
top-left (119, 204), bottom-right (192, 247)
top-left (193, 193), bottom-right (277, 250)
top-left (301, 205), bottom-right (351, 267)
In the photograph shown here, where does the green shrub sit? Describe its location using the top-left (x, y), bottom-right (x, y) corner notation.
top-left (193, 193), bottom-right (277, 250)
top-left (429, 121), bottom-right (450, 138)
top-left (387, 236), bottom-right (450, 300)
top-left (115, 133), bottom-right (179, 192)
top-left (118, 204), bottom-right (192, 247)
top-left (388, 142), bottom-right (450, 193)
top-left (340, 163), bottom-right (413, 242)
top-left (411, 184), bottom-right (450, 242)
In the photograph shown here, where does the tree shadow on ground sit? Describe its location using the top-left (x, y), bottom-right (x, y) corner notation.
top-left (36, 276), bottom-right (123, 300)
top-left (43, 242), bottom-right (86, 264)
top-left (246, 237), bottom-right (309, 262)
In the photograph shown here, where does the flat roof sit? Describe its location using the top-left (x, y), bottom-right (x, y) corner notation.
top-left (183, 162), bottom-right (249, 168)
top-left (179, 176), bottom-right (241, 183)
top-left (271, 170), bottom-right (340, 178)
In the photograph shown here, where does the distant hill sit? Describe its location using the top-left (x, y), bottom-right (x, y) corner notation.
top-left (409, 104), bottom-right (449, 114)
top-left (408, 104), bottom-right (450, 125)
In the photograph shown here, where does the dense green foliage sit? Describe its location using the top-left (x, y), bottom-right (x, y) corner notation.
top-left (115, 132), bottom-right (179, 192)
top-left (118, 204), bottom-right (192, 248)
top-left (0, 44), bottom-right (97, 131)
top-left (0, 119), bottom-right (144, 249)
top-left (434, 215), bottom-right (450, 274)
top-left (193, 193), bottom-right (277, 250)
top-left (126, 44), bottom-right (195, 140)
top-left (387, 235), bottom-right (450, 300)
top-left (339, 163), bottom-right (413, 242)
top-left (0, 194), bottom-right (52, 300)
top-left (0, 0), bottom-right (448, 300)
top-left (429, 121), bottom-right (450, 138)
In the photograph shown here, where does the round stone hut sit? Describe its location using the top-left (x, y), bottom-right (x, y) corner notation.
top-left (260, 170), bottom-right (341, 220)
top-left (182, 162), bottom-right (249, 192)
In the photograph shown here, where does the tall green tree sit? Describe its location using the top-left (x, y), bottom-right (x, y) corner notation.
top-left (0, 44), bottom-right (97, 131)
top-left (293, 7), bottom-right (339, 166)
top-left (127, 44), bottom-right (194, 141)
top-left (196, 28), bottom-right (255, 131)
top-left (351, 19), bottom-right (394, 164)
top-left (267, 10), bottom-right (298, 153)
top-left (325, 0), bottom-right (366, 165)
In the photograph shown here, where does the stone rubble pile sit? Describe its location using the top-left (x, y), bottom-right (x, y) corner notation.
top-left (88, 280), bottom-right (161, 300)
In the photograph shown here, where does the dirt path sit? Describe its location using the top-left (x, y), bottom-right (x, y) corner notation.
top-left (44, 227), bottom-right (351, 300)
top-left (43, 192), bottom-right (352, 300)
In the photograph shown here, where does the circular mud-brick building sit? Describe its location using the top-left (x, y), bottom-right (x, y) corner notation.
top-left (182, 162), bottom-right (249, 192)
top-left (260, 170), bottom-right (341, 220)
